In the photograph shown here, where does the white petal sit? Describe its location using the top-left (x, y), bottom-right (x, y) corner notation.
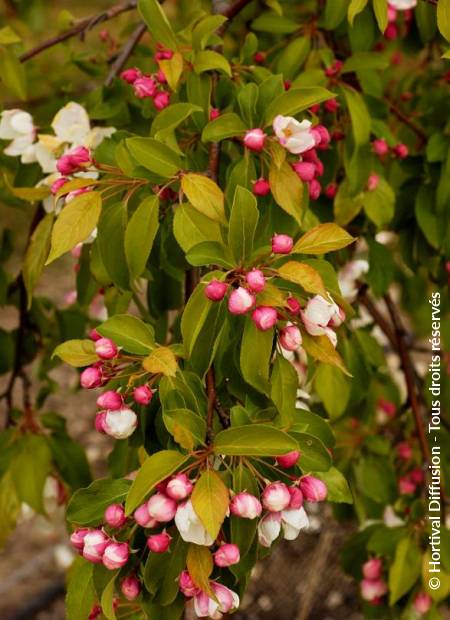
top-left (52, 102), bottom-right (90, 145)
top-left (0, 110), bottom-right (33, 139)
top-left (85, 126), bottom-right (116, 149)
top-left (4, 134), bottom-right (35, 157)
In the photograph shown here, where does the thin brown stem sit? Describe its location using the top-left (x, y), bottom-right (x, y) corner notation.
top-left (357, 284), bottom-right (397, 351)
top-left (384, 96), bottom-right (427, 146)
top-left (104, 22), bottom-right (147, 87)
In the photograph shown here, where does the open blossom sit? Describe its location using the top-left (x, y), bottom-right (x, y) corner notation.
top-left (0, 109), bottom-right (36, 163)
top-left (281, 506), bottom-right (309, 540)
top-left (388, 0), bottom-right (417, 9)
top-left (301, 295), bottom-right (339, 336)
top-left (194, 583), bottom-right (240, 618)
top-left (103, 408), bottom-right (137, 439)
top-left (273, 115), bottom-right (316, 154)
top-left (175, 500), bottom-right (214, 545)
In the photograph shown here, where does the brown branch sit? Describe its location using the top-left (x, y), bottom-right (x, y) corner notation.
top-left (384, 96), bottom-right (427, 146)
top-left (19, 0), bottom-right (138, 63)
top-left (383, 294), bottom-right (431, 463)
top-left (356, 284), bottom-right (397, 351)
top-left (104, 22), bottom-right (147, 87)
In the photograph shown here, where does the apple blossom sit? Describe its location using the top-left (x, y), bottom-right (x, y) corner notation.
top-left (262, 482), bottom-right (291, 512)
top-left (154, 91), bottom-right (171, 110)
top-left (252, 177), bottom-right (271, 196)
top-left (396, 441), bottom-right (413, 461)
top-left (120, 67), bottom-right (141, 83)
top-left (147, 531), bottom-right (171, 553)
top-left (286, 296), bottom-right (301, 315)
top-left (209, 108), bottom-right (220, 120)
top-left (299, 476), bottom-right (328, 502)
top-left (293, 161), bottom-right (316, 182)
top-left (243, 128), bottom-right (266, 151)
top-left (301, 295), bottom-right (340, 337)
top-left (134, 503), bottom-right (158, 528)
top-left (104, 503), bottom-right (126, 528)
top-left (252, 306), bottom-right (278, 331)
top-left (367, 174), bottom-right (380, 192)
top-left (213, 543), bottom-right (240, 567)
top-left (166, 473), bottom-right (194, 501)
top-left (70, 528), bottom-right (89, 550)
top-left (287, 486), bottom-right (304, 510)
top-left (147, 493), bottom-right (177, 522)
top-left (83, 530), bottom-right (109, 563)
top-left (311, 125), bottom-right (331, 150)
top-left (389, 0), bottom-right (417, 9)
top-left (308, 178), bottom-right (322, 200)
top-left (95, 411), bottom-right (107, 433)
top-left (272, 234), bottom-right (293, 254)
top-left (360, 578), bottom-right (387, 601)
top-left (276, 450), bottom-right (300, 468)
top-left (121, 575), bottom-right (141, 601)
top-left (246, 269), bottom-right (266, 293)
top-left (362, 558), bottom-right (383, 580)
top-left (281, 506), bottom-right (309, 540)
top-left (394, 143), bottom-right (409, 158)
top-left (96, 390), bottom-right (123, 411)
top-left (205, 279), bottom-right (228, 301)
top-left (373, 138), bottom-right (389, 156)
top-left (80, 366), bottom-right (103, 389)
top-left (175, 500), bottom-right (214, 545)
top-left (103, 408), bottom-right (138, 439)
top-left (273, 115), bottom-right (316, 154)
top-left (133, 76), bottom-right (157, 98)
top-left (133, 384), bottom-right (154, 405)
top-left (230, 492), bottom-right (262, 519)
top-left (179, 571), bottom-right (200, 597)
top-left (95, 337), bottom-right (118, 360)
top-left (398, 475), bottom-right (416, 494)
top-left (103, 542), bottom-right (129, 570)
top-left (258, 512), bottom-right (282, 547)
top-left (413, 592), bottom-right (432, 615)
top-left (228, 287), bottom-right (255, 315)
top-left (324, 98), bottom-right (339, 113)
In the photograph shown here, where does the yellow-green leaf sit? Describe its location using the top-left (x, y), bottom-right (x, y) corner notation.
top-left (186, 545), bottom-right (214, 594)
top-left (277, 261), bottom-right (327, 296)
top-left (23, 212), bottom-right (54, 307)
top-left (0, 46), bottom-right (27, 100)
top-left (143, 346), bottom-right (178, 376)
top-left (194, 50), bottom-right (232, 76)
top-left (293, 223), bottom-right (356, 254)
top-left (159, 52), bottom-right (184, 91)
top-left (302, 332), bottom-right (351, 376)
top-left (191, 470), bottom-right (229, 540)
top-left (53, 339), bottom-right (98, 367)
top-left (348, 0), bottom-right (368, 25)
top-left (46, 192), bottom-right (102, 264)
top-left (437, 0), bottom-right (450, 42)
top-left (256, 281), bottom-right (286, 307)
top-left (181, 174), bottom-right (226, 224)
top-left (269, 161), bottom-right (303, 225)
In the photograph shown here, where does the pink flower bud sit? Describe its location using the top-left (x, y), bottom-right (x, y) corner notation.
top-left (258, 511), bottom-right (282, 547)
top-left (228, 287), bottom-right (255, 315)
top-left (133, 384), bottom-right (154, 405)
top-left (272, 234), bottom-right (293, 254)
top-left (103, 542), bottom-right (129, 570)
top-left (209, 108), bottom-right (220, 120)
top-left (410, 468), bottom-right (424, 485)
top-left (254, 51), bottom-right (266, 64)
top-left (378, 398), bottom-right (396, 417)
top-left (287, 486), bottom-right (304, 509)
top-left (50, 177), bottom-right (69, 195)
top-left (311, 125), bottom-right (330, 150)
top-left (153, 91), bottom-right (170, 110)
top-left (308, 178), bottom-right (322, 200)
top-left (103, 408), bottom-right (137, 439)
top-left (252, 177), bottom-right (271, 196)
top-left (398, 475), bottom-right (416, 495)
top-left (121, 67), bottom-right (141, 83)
top-left (134, 503), bottom-right (158, 528)
top-left (70, 527), bottom-right (89, 550)
top-left (121, 575), bottom-right (141, 601)
top-left (373, 138), bottom-right (389, 156)
top-left (80, 366), bottom-right (102, 389)
top-left (394, 143), bottom-right (408, 159)
top-left (56, 146), bottom-right (91, 175)
top-left (147, 493), bottom-right (177, 522)
top-left (104, 503), bottom-right (126, 528)
top-left (243, 128), bottom-right (266, 152)
top-left (396, 441), bottom-right (412, 461)
top-left (324, 60), bottom-right (343, 76)
top-left (96, 390), bottom-right (123, 410)
top-left (387, 5), bottom-right (397, 22)
top-left (293, 161), bottom-right (316, 182)
top-left (147, 531), bottom-right (171, 553)
top-left (95, 337), bottom-right (118, 360)
top-left (211, 583), bottom-right (240, 613)
top-left (276, 450), bottom-right (300, 468)
top-left (246, 269), bottom-right (266, 293)
top-left (262, 482), bottom-right (291, 512)
top-left (166, 473), bottom-right (194, 501)
top-left (230, 492), bottom-right (262, 519)
top-left (310, 104), bottom-right (321, 114)
top-left (89, 604), bottom-right (102, 620)
top-left (325, 183), bottom-right (338, 199)
top-left (133, 76), bottom-right (157, 98)
top-left (214, 543), bottom-right (240, 567)
top-left (284, 80), bottom-right (291, 90)
top-left (286, 296), bottom-right (301, 315)
top-left (89, 328), bottom-right (102, 341)
top-left (299, 476), bottom-right (328, 502)
top-left (324, 98), bottom-right (339, 113)
top-left (413, 592), bottom-right (432, 615)
top-left (156, 69), bottom-right (167, 83)
top-left (205, 279), bottom-right (228, 301)
top-left (367, 174), bottom-right (380, 192)
top-left (179, 570), bottom-right (199, 597)
top-left (66, 187), bottom-right (91, 204)
top-left (303, 148), bottom-right (324, 175)
top-left (252, 306), bottom-right (278, 331)
top-left (362, 558), bottom-right (383, 580)
top-left (384, 23), bottom-right (398, 39)
top-left (83, 530), bottom-right (109, 563)
top-left (95, 411), bottom-right (107, 433)
top-left (360, 578), bottom-right (387, 601)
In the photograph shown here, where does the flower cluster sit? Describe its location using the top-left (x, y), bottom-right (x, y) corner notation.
top-left (79, 331), bottom-right (154, 439)
top-left (372, 138), bottom-right (408, 161)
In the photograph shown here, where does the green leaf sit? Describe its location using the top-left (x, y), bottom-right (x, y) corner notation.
top-left (324, 0), bottom-right (350, 29)
top-left (264, 87), bottom-right (334, 126)
top-left (125, 195), bottom-right (159, 280)
top-left (173, 202), bottom-right (222, 252)
top-left (415, 186), bottom-right (439, 249)
top-left (10, 434), bottom-right (51, 514)
top-left (46, 192), bottom-right (102, 264)
top-left (0, 46), bottom-right (27, 100)
top-left (138, 0), bottom-right (178, 49)
top-left (333, 180), bottom-right (364, 226)
top-left (67, 478), bottom-right (131, 526)
top-left (144, 534), bottom-right (187, 605)
top-left (271, 355), bottom-right (298, 427)
top-left (0, 472), bottom-right (20, 547)
top-left (269, 161), bottom-right (304, 226)
top-left (142, 346), bottom-right (178, 377)
top-left (291, 411), bottom-right (335, 449)
top-left (97, 202), bottom-right (129, 290)
top-left (363, 177), bottom-right (395, 228)
top-left (342, 51), bottom-right (388, 73)
top-left (22, 212), bottom-right (54, 307)
top-left (252, 12), bottom-right (299, 34)
top-left (66, 557), bottom-right (95, 620)
top-left (100, 574), bottom-right (117, 620)
top-left (302, 333), bottom-right (351, 376)
top-left (191, 470), bottom-right (229, 540)
top-left (126, 137), bottom-right (182, 177)
top-left (437, 0), bottom-right (450, 42)
top-left (192, 15), bottom-right (228, 51)
top-left (186, 241), bottom-right (234, 268)
top-left (125, 450), bottom-right (190, 514)
top-left (315, 467), bottom-right (353, 503)
top-left (194, 50), bottom-right (232, 76)
top-left (214, 425), bottom-right (299, 456)
top-left (159, 52), bottom-right (184, 91)
top-left (151, 103), bottom-right (202, 140)
top-left (186, 545), bottom-right (214, 593)
top-left (278, 261), bottom-right (327, 296)
top-left (228, 186), bottom-right (259, 264)
top-left (372, 0), bottom-right (388, 32)
top-left (6, 185), bottom-right (51, 201)
top-left (163, 408), bottom-right (206, 450)
top-left (202, 112), bottom-right (246, 142)
top-left (53, 339), bottom-right (98, 367)
top-left (314, 363), bottom-right (351, 418)
top-left (293, 222), bottom-right (356, 254)
top-left (181, 173), bottom-right (226, 224)
top-left (275, 37), bottom-right (311, 80)
top-left (240, 317), bottom-right (273, 395)
top-left (341, 86), bottom-right (371, 147)
top-left (354, 455), bottom-right (396, 504)
top-left (0, 26), bottom-right (21, 45)
top-left (348, 0), bottom-right (368, 25)
top-left (291, 432), bottom-right (332, 471)
top-left (389, 538), bottom-right (421, 604)
top-left (97, 314), bottom-right (155, 355)
top-left (49, 432), bottom-right (92, 490)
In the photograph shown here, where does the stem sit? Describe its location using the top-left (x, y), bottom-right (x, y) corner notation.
top-left (384, 96), bottom-right (427, 146)
top-left (104, 22), bottom-right (147, 87)
top-left (19, 0), bottom-right (138, 63)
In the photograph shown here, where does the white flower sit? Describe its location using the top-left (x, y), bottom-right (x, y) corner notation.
top-left (51, 102), bottom-right (91, 145)
top-left (0, 110), bottom-right (36, 163)
top-left (175, 500), bottom-right (214, 546)
top-left (273, 115), bottom-right (316, 154)
top-left (281, 506), bottom-right (309, 540)
top-left (301, 295), bottom-right (341, 348)
top-left (258, 512), bottom-right (282, 547)
top-left (103, 408), bottom-right (137, 439)
top-left (338, 259), bottom-right (369, 300)
top-left (388, 0), bottom-right (417, 9)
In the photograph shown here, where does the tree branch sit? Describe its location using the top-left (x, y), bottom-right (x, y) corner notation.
top-left (104, 22), bottom-right (147, 87)
top-left (356, 284), bottom-right (397, 351)
top-left (384, 96), bottom-right (427, 146)
top-left (19, 0), bottom-right (138, 63)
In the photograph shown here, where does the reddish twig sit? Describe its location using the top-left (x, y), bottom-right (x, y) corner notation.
top-left (357, 284), bottom-right (397, 351)
top-left (104, 22), bottom-right (147, 87)
top-left (19, 0), bottom-right (138, 63)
